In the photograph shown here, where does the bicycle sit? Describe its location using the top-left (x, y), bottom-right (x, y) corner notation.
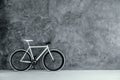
top-left (9, 39), bottom-right (65, 71)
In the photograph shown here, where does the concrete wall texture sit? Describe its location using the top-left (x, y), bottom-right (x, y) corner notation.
top-left (0, 0), bottom-right (120, 69)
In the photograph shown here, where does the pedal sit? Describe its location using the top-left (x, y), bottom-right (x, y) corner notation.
top-left (31, 60), bottom-right (37, 70)
top-left (31, 60), bottom-right (37, 65)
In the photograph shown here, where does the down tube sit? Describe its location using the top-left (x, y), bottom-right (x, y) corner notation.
top-left (36, 47), bottom-right (48, 61)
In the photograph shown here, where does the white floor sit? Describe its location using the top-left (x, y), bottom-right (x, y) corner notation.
top-left (0, 70), bottom-right (120, 80)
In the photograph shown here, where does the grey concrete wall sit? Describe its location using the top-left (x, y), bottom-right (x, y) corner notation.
top-left (0, 0), bottom-right (120, 69)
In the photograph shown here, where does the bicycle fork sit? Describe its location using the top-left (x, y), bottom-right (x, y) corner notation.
top-left (47, 47), bottom-right (55, 61)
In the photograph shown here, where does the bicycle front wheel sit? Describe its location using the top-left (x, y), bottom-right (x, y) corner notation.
top-left (9, 50), bottom-right (32, 71)
top-left (43, 49), bottom-right (65, 71)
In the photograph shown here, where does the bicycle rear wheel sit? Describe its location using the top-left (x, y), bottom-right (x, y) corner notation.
top-left (9, 50), bottom-right (32, 71)
top-left (43, 49), bottom-right (65, 71)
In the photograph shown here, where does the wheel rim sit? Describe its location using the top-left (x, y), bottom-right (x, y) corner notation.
top-left (43, 50), bottom-right (64, 71)
top-left (10, 50), bottom-right (31, 71)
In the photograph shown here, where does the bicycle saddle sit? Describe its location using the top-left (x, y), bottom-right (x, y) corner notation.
top-left (23, 39), bottom-right (33, 42)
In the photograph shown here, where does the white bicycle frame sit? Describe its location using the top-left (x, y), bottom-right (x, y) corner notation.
top-left (20, 40), bottom-right (54, 63)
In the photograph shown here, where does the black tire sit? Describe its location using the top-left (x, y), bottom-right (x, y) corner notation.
top-left (9, 50), bottom-right (31, 71)
top-left (43, 49), bottom-right (65, 71)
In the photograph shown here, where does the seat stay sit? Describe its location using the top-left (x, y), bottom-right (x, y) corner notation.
top-left (20, 48), bottom-right (33, 63)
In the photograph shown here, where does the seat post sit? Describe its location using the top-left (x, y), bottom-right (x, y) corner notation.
top-left (26, 41), bottom-right (30, 47)
top-left (23, 39), bottom-right (33, 47)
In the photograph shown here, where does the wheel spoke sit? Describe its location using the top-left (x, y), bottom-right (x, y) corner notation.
top-left (10, 50), bottom-right (31, 71)
top-left (43, 50), bottom-right (65, 71)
